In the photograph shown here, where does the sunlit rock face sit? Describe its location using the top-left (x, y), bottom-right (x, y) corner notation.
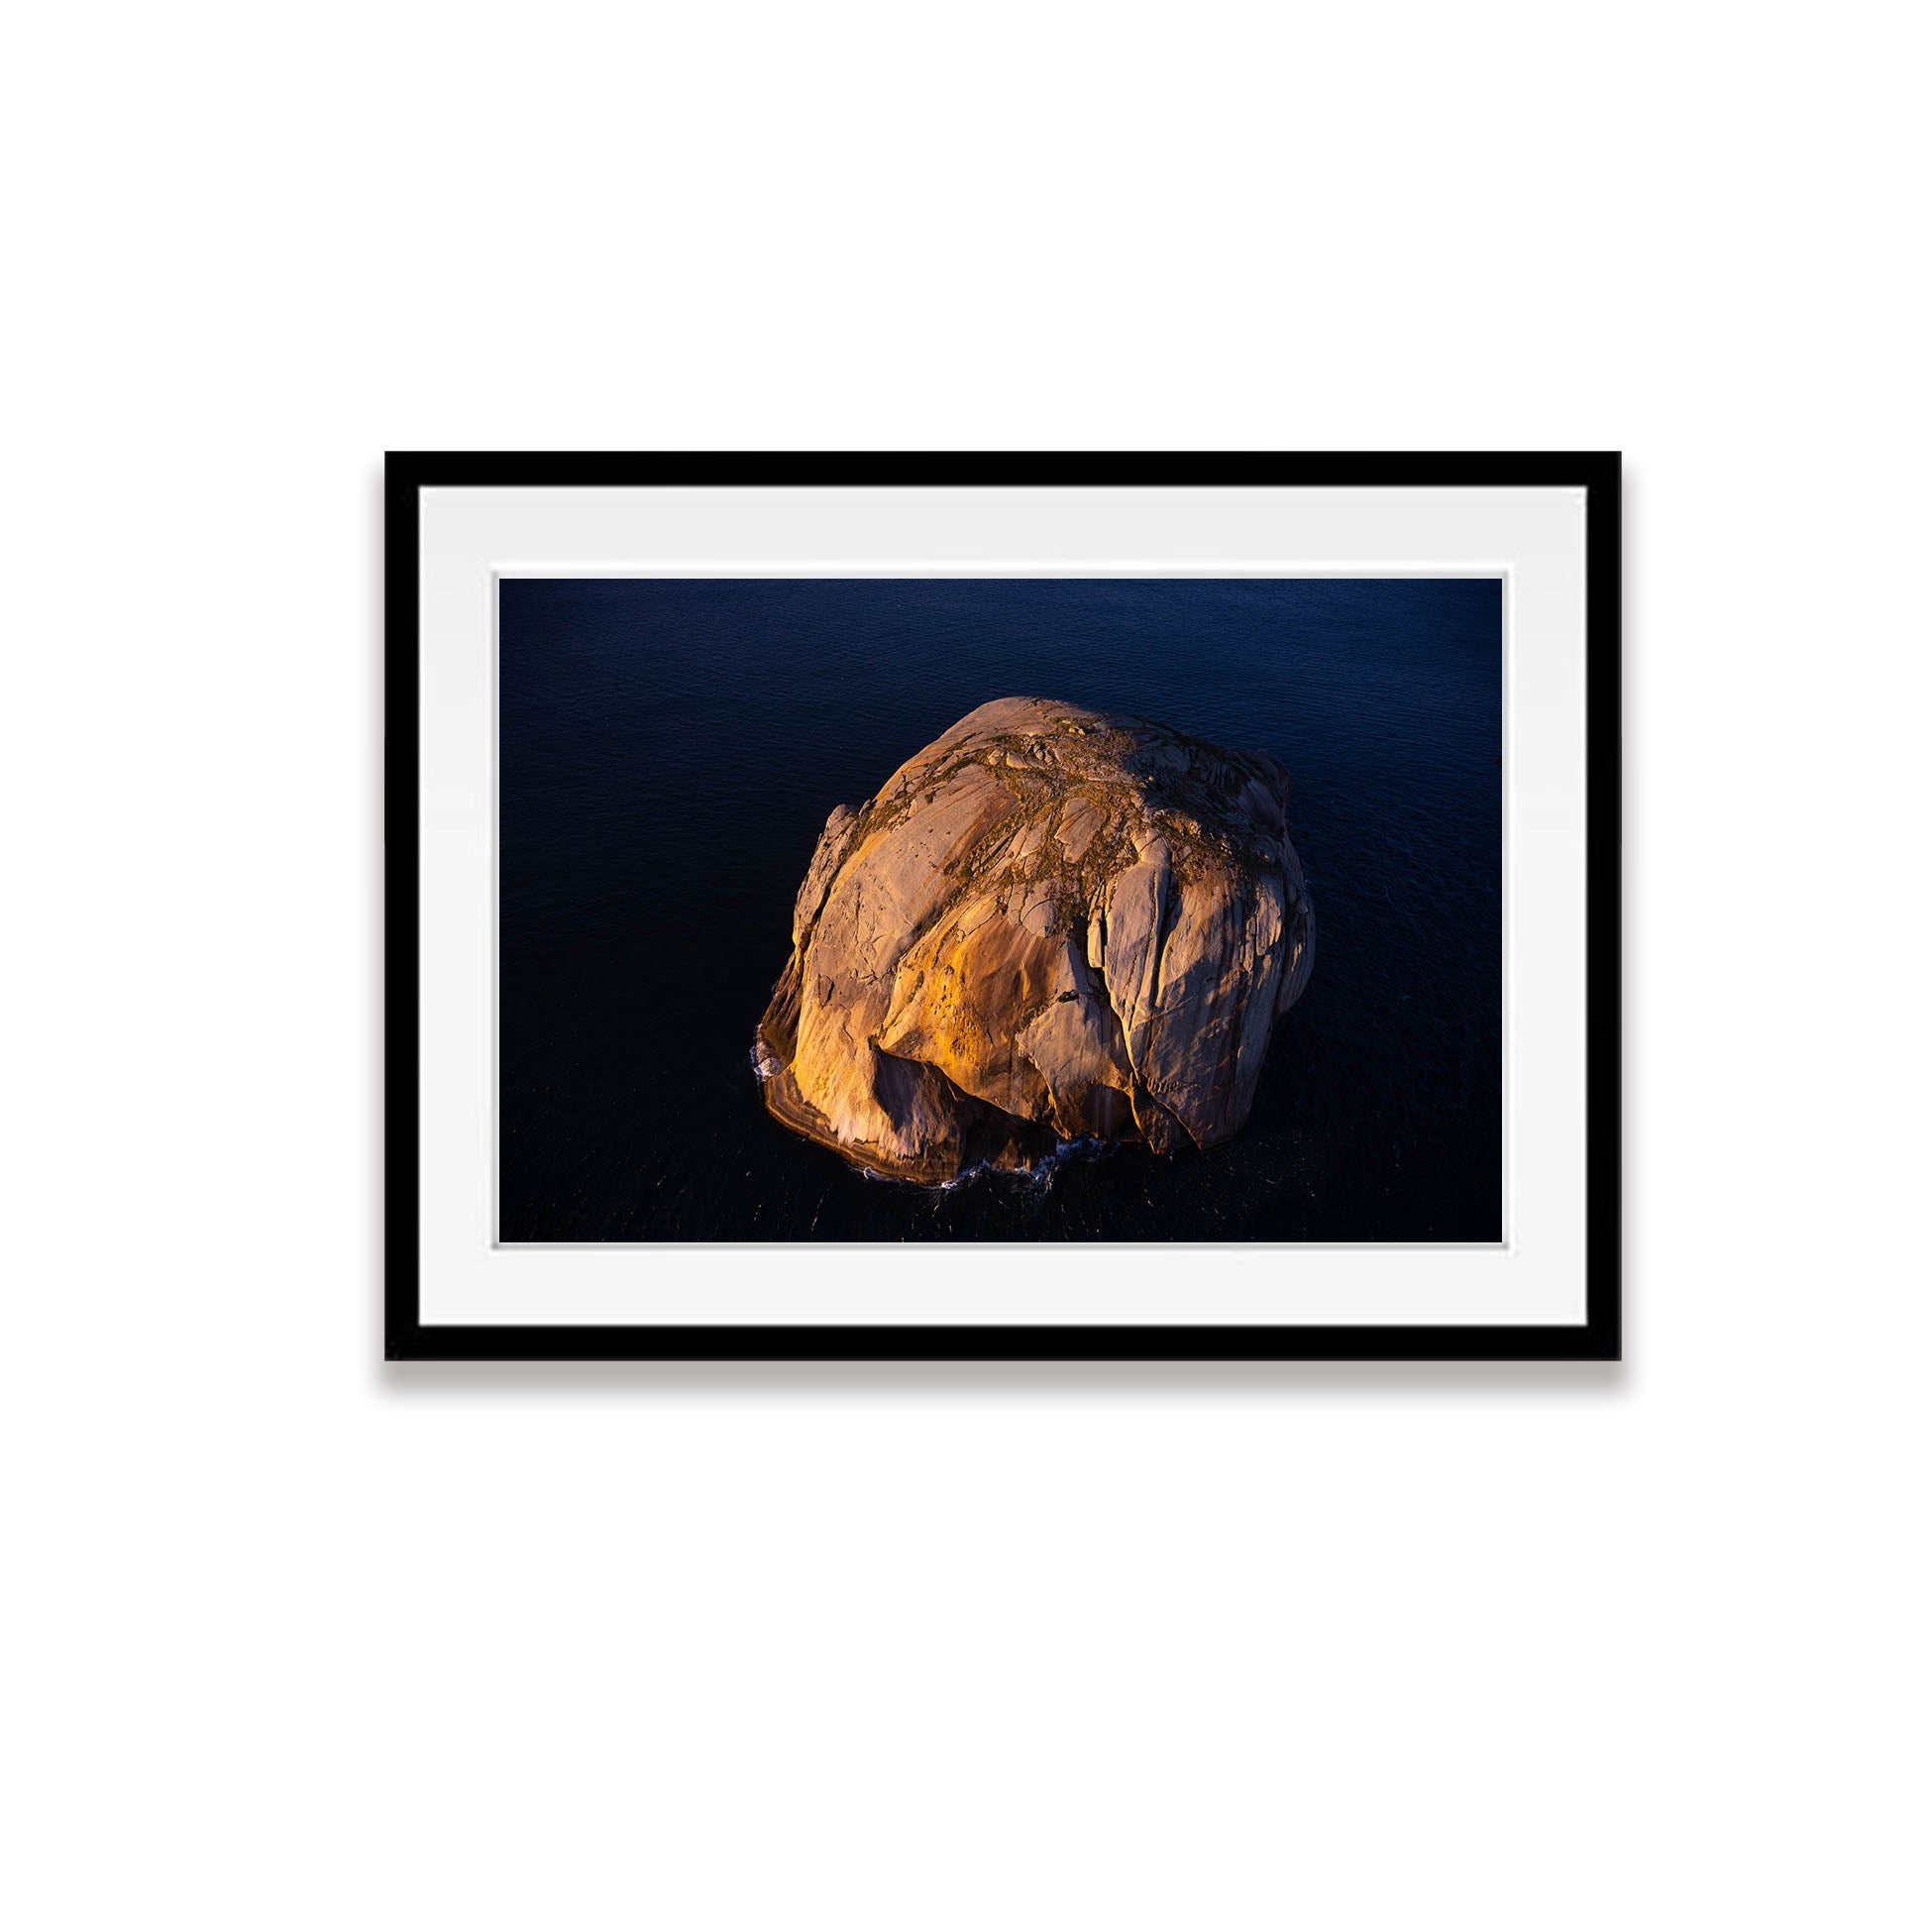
top-left (754, 698), bottom-right (1316, 1183)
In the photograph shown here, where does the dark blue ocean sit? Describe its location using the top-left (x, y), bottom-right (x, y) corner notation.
top-left (498, 578), bottom-right (1502, 1241)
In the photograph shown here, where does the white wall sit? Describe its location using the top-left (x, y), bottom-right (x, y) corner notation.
top-left (5, 4), bottom-right (1924, 1927)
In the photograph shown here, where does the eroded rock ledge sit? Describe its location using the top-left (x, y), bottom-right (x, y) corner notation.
top-left (754, 697), bottom-right (1315, 1183)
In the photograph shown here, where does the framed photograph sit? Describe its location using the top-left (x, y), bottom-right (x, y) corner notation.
top-left (386, 453), bottom-right (1619, 1360)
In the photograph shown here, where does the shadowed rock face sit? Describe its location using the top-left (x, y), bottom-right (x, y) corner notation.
top-left (754, 698), bottom-right (1316, 1183)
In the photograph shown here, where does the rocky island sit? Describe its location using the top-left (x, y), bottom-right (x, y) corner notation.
top-left (754, 698), bottom-right (1316, 1183)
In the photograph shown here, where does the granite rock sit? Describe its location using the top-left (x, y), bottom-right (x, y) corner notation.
top-left (754, 698), bottom-right (1315, 1181)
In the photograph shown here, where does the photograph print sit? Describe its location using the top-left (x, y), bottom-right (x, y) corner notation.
top-left (498, 574), bottom-right (1503, 1245)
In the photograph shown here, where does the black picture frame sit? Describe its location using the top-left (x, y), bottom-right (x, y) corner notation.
top-left (385, 452), bottom-right (1620, 1361)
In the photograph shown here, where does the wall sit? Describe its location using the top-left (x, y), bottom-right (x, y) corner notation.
top-left (5, 3), bottom-right (1924, 1925)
